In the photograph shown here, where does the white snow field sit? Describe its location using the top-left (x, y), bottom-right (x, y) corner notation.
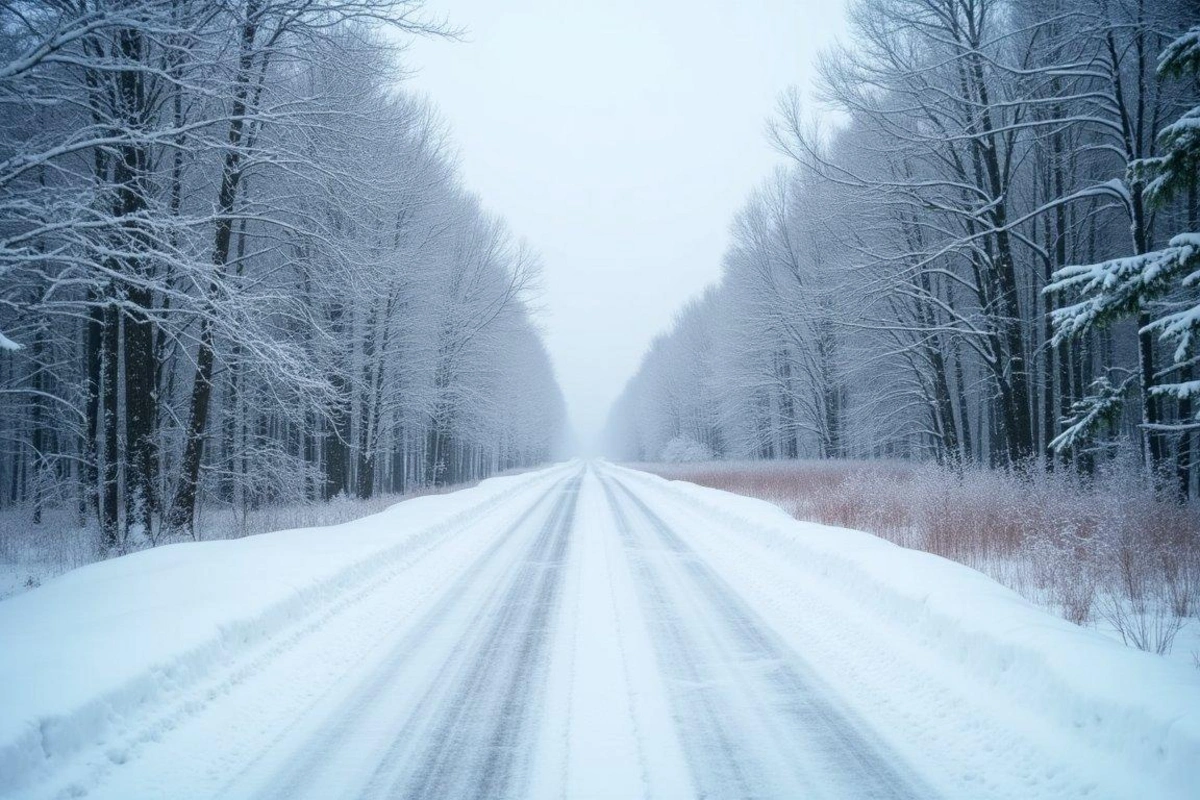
top-left (1, 462), bottom-right (1198, 799)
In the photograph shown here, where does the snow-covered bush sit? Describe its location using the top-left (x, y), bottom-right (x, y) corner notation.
top-left (659, 436), bottom-right (714, 464)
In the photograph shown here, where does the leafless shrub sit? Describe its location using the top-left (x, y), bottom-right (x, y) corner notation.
top-left (1097, 590), bottom-right (1186, 655)
top-left (1027, 529), bottom-right (1100, 625)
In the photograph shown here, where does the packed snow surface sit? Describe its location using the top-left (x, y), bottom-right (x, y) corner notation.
top-left (1, 461), bottom-right (1198, 799)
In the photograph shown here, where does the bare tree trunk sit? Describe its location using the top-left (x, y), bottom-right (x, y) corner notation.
top-left (166, 4), bottom-right (260, 534)
top-left (100, 304), bottom-right (120, 546)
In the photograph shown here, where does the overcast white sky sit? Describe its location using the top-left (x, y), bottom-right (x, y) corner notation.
top-left (403, 0), bottom-right (848, 452)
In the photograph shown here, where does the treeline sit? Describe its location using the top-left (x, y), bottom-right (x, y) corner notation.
top-left (0, 0), bottom-right (566, 547)
top-left (605, 0), bottom-right (1199, 499)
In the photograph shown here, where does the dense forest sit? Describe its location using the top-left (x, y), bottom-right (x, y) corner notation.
top-left (606, 0), bottom-right (1200, 501)
top-left (0, 0), bottom-right (566, 549)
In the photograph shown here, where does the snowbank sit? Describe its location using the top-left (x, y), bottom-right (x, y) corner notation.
top-left (612, 464), bottom-right (1200, 798)
top-left (0, 466), bottom-right (565, 796)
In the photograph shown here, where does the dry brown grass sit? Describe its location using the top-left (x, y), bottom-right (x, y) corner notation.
top-left (639, 459), bottom-right (1200, 654)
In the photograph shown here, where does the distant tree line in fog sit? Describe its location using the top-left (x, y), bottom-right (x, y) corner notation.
top-left (0, 0), bottom-right (566, 547)
top-left (606, 0), bottom-right (1200, 501)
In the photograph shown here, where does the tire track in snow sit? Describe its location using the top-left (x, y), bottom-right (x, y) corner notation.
top-left (240, 473), bottom-right (575, 800)
top-left (599, 474), bottom-right (755, 798)
top-left (601, 469), bottom-right (931, 799)
top-left (375, 472), bottom-right (581, 799)
top-left (30, 469), bottom-right (573, 800)
top-left (549, 466), bottom-right (687, 799)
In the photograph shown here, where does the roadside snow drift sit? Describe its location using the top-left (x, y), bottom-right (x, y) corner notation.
top-left (0, 467), bottom-right (566, 796)
top-left (609, 464), bottom-right (1200, 798)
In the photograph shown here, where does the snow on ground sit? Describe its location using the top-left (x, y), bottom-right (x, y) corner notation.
top-left (0, 482), bottom-right (491, 602)
top-left (0, 461), bottom-right (1197, 799)
top-left (0, 511), bottom-right (98, 601)
top-left (611, 464), bottom-right (1200, 797)
top-left (0, 465), bottom-right (572, 796)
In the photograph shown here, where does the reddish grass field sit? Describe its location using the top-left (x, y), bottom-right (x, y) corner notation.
top-left (636, 459), bottom-right (1200, 656)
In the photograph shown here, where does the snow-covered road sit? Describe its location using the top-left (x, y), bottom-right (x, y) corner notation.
top-left (597, 473), bottom-right (925, 798)
top-left (3, 462), bottom-right (1199, 799)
